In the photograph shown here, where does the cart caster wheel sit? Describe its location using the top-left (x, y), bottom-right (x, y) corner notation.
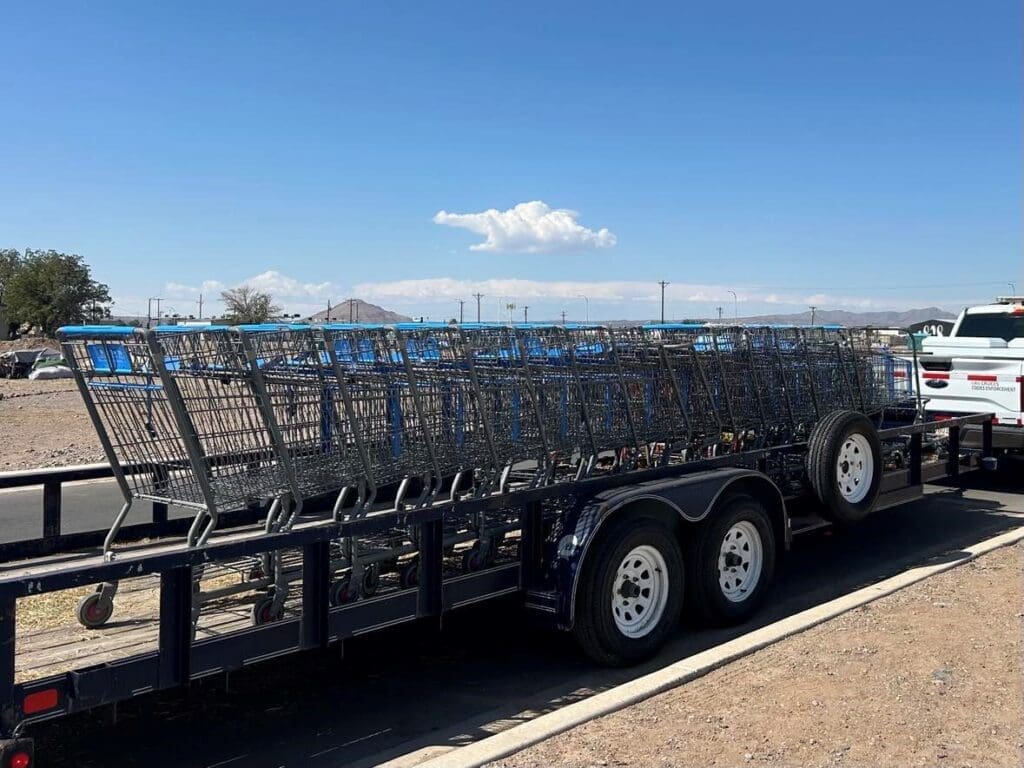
top-left (462, 545), bottom-right (486, 572)
top-left (251, 595), bottom-right (284, 625)
top-left (398, 560), bottom-right (419, 589)
top-left (77, 593), bottom-right (114, 629)
top-left (360, 564), bottom-right (380, 597)
top-left (329, 576), bottom-right (359, 606)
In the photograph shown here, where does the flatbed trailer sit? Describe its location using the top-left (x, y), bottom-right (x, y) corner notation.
top-left (0, 407), bottom-right (997, 765)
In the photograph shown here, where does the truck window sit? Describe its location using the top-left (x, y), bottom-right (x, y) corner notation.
top-left (955, 312), bottom-right (1024, 341)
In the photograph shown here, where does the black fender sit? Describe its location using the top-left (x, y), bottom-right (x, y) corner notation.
top-left (550, 467), bottom-right (787, 629)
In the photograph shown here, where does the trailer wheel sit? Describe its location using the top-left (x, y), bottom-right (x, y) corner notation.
top-left (573, 518), bottom-right (684, 666)
top-left (76, 593), bottom-right (114, 629)
top-left (251, 595), bottom-right (284, 625)
top-left (807, 410), bottom-right (882, 524)
top-left (686, 495), bottom-right (775, 625)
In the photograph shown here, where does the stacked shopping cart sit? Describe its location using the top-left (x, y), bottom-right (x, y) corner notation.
top-left (58, 321), bottom-right (915, 623)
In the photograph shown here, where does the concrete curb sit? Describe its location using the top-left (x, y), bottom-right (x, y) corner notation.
top-left (409, 524), bottom-right (1024, 768)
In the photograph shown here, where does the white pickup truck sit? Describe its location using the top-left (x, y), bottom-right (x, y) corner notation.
top-left (916, 296), bottom-right (1024, 452)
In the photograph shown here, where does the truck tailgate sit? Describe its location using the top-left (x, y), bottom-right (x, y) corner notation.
top-left (918, 340), bottom-right (1024, 424)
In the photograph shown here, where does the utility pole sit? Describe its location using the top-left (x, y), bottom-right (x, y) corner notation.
top-left (349, 298), bottom-right (355, 322)
top-left (809, 305), bottom-right (817, 324)
top-left (658, 280), bottom-right (669, 324)
top-left (523, 305), bottom-right (529, 323)
top-left (326, 300), bottom-right (332, 322)
top-left (717, 306), bottom-right (723, 322)
top-left (458, 299), bottom-right (465, 323)
top-left (560, 309), bottom-right (567, 325)
top-left (473, 293), bottom-right (484, 322)
top-left (196, 293), bottom-right (204, 320)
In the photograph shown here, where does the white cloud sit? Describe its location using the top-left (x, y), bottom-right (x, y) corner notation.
top-left (434, 201), bottom-right (617, 253)
top-left (162, 271), bottom-right (340, 317)
top-left (353, 277), bottom-right (953, 316)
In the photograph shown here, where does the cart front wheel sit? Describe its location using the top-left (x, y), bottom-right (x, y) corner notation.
top-left (251, 595), bottom-right (284, 625)
top-left (573, 518), bottom-right (684, 666)
top-left (398, 559), bottom-right (419, 589)
top-left (77, 593), bottom-right (114, 629)
top-left (360, 564), bottom-right (380, 597)
top-left (329, 576), bottom-right (359, 606)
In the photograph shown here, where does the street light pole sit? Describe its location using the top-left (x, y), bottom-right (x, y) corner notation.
top-left (809, 305), bottom-right (817, 325)
top-left (147, 297), bottom-right (163, 329)
top-left (577, 294), bottom-right (589, 323)
top-left (658, 280), bottom-right (669, 324)
top-left (727, 290), bottom-right (738, 322)
top-left (458, 299), bottom-right (465, 323)
top-left (523, 305), bottom-right (529, 323)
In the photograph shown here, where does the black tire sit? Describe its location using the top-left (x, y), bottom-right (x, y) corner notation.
top-left (573, 518), bottom-right (684, 666)
top-left (77, 593), bottom-right (114, 629)
top-left (685, 495), bottom-right (776, 626)
top-left (250, 595), bottom-right (283, 625)
top-left (360, 563), bottom-right (380, 597)
top-left (329, 575), bottom-right (359, 606)
top-left (806, 410), bottom-right (883, 524)
top-left (398, 559), bottom-right (419, 590)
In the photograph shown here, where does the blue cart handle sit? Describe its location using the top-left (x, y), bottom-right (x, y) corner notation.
top-left (58, 325), bottom-right (140, 338)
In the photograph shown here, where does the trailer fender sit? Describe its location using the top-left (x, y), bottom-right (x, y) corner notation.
top-left (553, 468), bottom-right (786, 629)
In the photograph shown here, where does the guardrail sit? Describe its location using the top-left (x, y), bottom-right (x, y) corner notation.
top-left (0, 463), bottom-right (264, 561)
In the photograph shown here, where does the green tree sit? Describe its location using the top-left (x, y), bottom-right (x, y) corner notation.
top-left (0, 248), bottom-right (21, 306)
top-left (219, 286), bottom-right (281, 324)
top-left (5, 249), bottom-right (111, 335)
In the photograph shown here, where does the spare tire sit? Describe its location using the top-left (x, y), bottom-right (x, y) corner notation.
top-left (806, 410), bottom-right (882, 524)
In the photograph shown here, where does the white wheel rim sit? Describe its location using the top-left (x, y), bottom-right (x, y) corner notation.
top-left (836, 432), bottom-right (874, 503)
top-left (611, 545), bottom-right (670, 638)
top-left (718, 520), bottom-right (764, 603)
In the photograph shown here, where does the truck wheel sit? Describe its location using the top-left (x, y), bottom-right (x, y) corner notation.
top-left (573, 518), bottom-right (684, 666)
top-left (807, 410), bottom-right (882, 524)
top-left (686, 495), bottom-right (775, 625)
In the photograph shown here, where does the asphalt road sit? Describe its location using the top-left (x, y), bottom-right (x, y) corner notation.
top-left (0, 478), bottom-right (193, 542)
top-left (15, 472), bottom-right (1024, 768)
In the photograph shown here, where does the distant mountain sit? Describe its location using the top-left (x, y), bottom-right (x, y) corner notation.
top-left (603, 306), bottom-right (957, 328)
top-left (306, 299), bottom-right (411, 324)
top-left (730, 306), bottom-right (957, 327)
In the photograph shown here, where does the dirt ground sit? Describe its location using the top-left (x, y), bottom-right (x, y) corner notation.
top-left (493, 542), bottom-right (1024, 768)
top-left (0, 377), bottom-right (104, 470)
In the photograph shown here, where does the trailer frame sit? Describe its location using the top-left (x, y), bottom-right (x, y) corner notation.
top-left (0, 410), bottom-right (995, 760)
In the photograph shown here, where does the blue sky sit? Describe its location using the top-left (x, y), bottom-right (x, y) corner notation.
top-left (1, 1), bottom-right (1020, 321)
